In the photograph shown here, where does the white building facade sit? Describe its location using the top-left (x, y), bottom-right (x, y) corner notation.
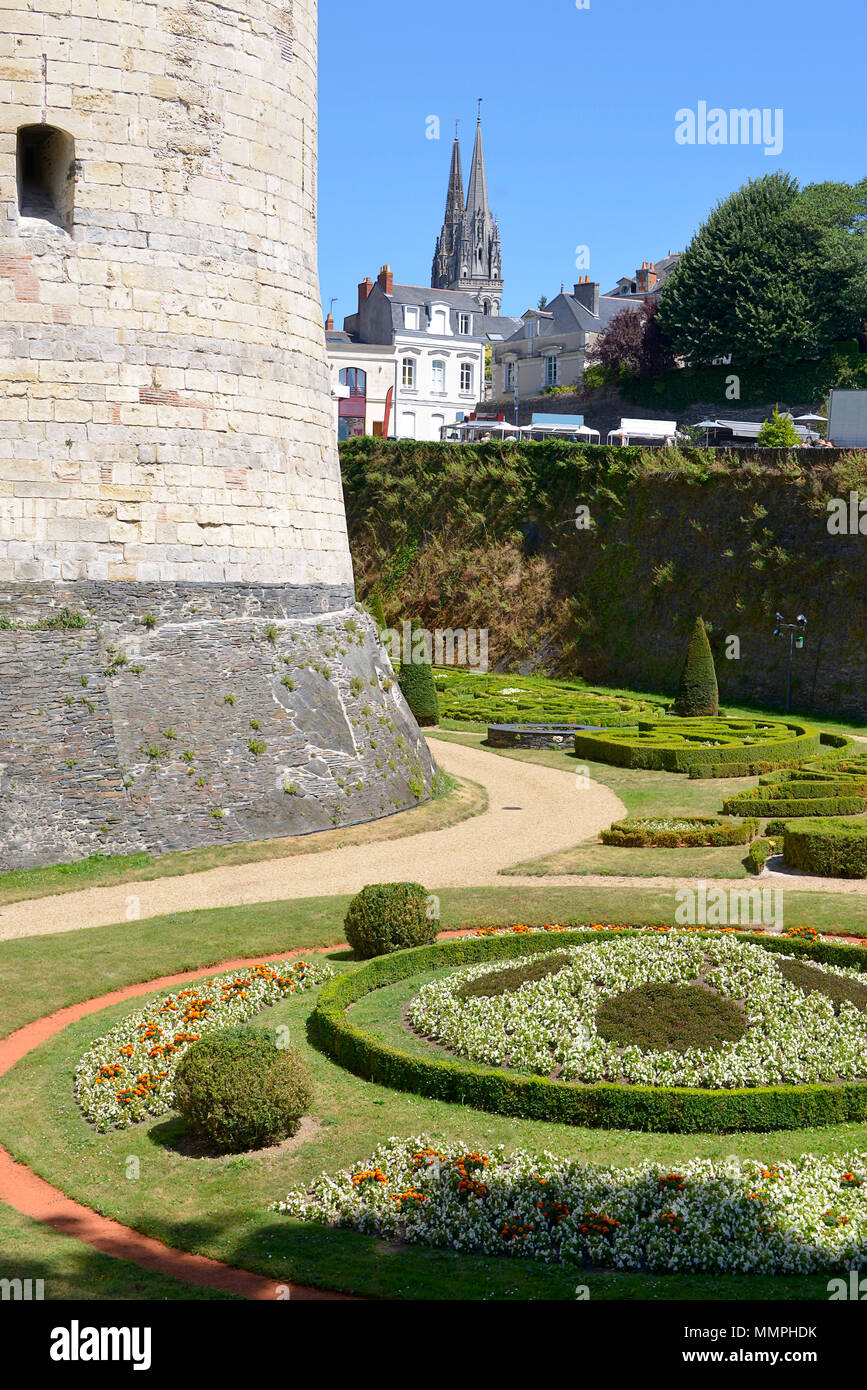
top-left (330, 267), bottom-right (521, 442)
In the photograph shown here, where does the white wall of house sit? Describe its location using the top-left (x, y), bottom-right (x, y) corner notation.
top-left (392, 334), bottom-right (484, 440)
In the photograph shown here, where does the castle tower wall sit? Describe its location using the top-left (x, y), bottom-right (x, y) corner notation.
top-left (0, 0), bottom-right (437, 868)
top-left (0, 0), bottom-right (350, 587)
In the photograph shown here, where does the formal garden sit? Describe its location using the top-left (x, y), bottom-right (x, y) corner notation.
top-left (5, 614), bottom-right (867, 1302)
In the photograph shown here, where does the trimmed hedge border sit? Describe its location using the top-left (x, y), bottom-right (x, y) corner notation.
top-left (573, 720), bottom-right (822, 775)
top-left (723, 795), bottom-right (865, 818)
top-left (313, 930), bottom-right (867, 1134)
top-left (600, 815), bottom-right (757, 848)
top-left (784, 819), bottom-right (867, 879)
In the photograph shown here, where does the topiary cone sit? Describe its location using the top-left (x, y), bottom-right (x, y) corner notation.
top-left (398, 620), bottom-right (440, 727)
top-left (367, 588), bottom-right (387, 630)
top-left (673, 617), bottom-right (719, 717)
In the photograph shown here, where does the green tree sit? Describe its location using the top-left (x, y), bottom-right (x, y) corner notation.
top-left (398, 621), bottom-right (439, 726)
top-left (674, 617), bottom-right (719, 717)
top-left (757, 407), bottom-right (802, 446)
top-left (366, 588), bottom-right (387, 630)
top-left (658, 172), bottom-right (867, 367)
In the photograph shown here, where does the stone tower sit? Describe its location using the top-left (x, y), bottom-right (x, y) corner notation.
top-left (432, 114), bottom-right (503, 315)
top-left (0, 0), bottom-right (436, 869)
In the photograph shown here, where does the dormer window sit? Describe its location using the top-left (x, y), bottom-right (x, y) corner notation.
top-left (17, 125), bottom-right (75, 232)
top-left (429, 305), bottom-right (449, 335)
top-left (404, 305), bottom-right (420, 329)
top-left (458, 312), bottom-right (472, 335)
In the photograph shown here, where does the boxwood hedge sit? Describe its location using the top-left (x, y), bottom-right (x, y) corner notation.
top-left (574, 719), bottom-right (821, 774)
top-left (601, 815), bottom-right (757, 848)
top-left (783, 819), bottom-right (867, 879)
top-left (312, 929), bottom-right (867, 1133)
top-left (723, 795), bottom-right (865, 818)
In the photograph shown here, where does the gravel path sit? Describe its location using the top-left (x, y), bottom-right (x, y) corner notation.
top-left (0, 739), bottom-right (626, 941)
top-left (6, 737), bottom-right (867, 944)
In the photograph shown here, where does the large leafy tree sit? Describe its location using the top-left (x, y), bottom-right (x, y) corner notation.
top-left (658, 172), bottom-right (867, 367)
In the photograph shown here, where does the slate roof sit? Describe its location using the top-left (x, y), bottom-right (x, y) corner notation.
top-left (387, 283), bottom-right (522, 341)
top-left (501, 291), bottom-right (629, 344)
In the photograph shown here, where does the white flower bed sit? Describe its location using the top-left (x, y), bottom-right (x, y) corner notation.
top-left (273, 1135), bottom-right (867, 1274)
top-left (75, 957), bottom-right (333, 1132)
top-left (407, 935), bottom-right (867, 1087)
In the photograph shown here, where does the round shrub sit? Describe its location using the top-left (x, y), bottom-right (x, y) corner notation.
top-left (343, 881), bottom-right (436, 959)
top-left (747, 837), bottom-right (775, 874)
top-left (783, 818), bottom-right (867, 879)
top-left (173, 1025), bottom-right (312, 1154)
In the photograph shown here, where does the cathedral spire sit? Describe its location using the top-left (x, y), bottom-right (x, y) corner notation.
top-left (465, 108), bottom-right (490, 219)
top-left (443, 127), bottom-right (464, 227)
top-left (431, 105), bottom-right (503, 314)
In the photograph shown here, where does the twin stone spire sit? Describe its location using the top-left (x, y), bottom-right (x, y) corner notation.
top-left (431, 115), bottom-right (503, 316)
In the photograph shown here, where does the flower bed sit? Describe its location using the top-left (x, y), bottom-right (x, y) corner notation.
top-left (573, 718), bottom-right (822, 774)
top-left (407, 934), bottom-right (867, 1088)
top-left (273, 1134), bottom-right (867, 1275)
top-left (313, 930), bottom-right (867, 1132)
top-left (600, 815), bottom-right (757, 848)
top-left (75, 957), bottom-right (333, 1131)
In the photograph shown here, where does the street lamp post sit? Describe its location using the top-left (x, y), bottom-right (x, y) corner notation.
top-left (773, 613), bottom-right (807, 714)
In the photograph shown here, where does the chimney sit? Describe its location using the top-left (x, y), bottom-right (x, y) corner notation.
top-left (636, 262), bottom-right (657, 293)
top-left (325, 312), bottom-right (334, 331)
top-left (358, 276), bottom-right (373, 313)
top-left (572, 278), bottom-right (599, 315)
top-left (378, 264), bottom-right (394, 295)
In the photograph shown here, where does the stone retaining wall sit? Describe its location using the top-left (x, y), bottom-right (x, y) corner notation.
top-left (0, 587), bottom-right (437, 869)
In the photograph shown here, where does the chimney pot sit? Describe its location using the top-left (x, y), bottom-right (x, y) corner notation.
top-left (573, 279), bottom-right (600, 315)
top-left (325, 312), bottom-right (334, 331)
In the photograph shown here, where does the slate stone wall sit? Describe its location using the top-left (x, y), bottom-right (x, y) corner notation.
top-left (0, 583), bottom-right (438, 869)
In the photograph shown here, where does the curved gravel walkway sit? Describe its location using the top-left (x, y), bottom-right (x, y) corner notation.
top-left (0, 950), bottom-right (355, 1301)
top-left (0, 739), bottom-right (626, 941)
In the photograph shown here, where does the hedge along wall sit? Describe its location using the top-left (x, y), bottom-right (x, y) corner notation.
top-left (340, 439), bottom-right (867, 719)
top-left (312, 930), bottom-right (867, 1134)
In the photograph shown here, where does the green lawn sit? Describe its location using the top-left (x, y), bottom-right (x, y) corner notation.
top-left (6, 884), bottom-right (867, 1044)
top-left (0, 956), bottom-right (841, 1302)
top-left (438, 669), bottom-right (867, 742)
top-left (0, 1203), bottom-right (236, 1300)
top-left (432, 730), bottom-right (755, 877)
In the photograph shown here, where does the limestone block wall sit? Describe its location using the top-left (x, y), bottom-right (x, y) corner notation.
top-left (0, 0), bottom-right (351, 586)
top-left (0, 590), bottom-right (438, 869)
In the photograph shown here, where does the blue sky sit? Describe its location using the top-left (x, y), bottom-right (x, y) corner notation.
top-left (317, 0), bottom-right (865, 323)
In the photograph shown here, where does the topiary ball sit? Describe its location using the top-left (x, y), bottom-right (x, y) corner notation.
top-left (343, 881), bottom-right (436, 959)
top-left (173, 1025), bottom-right (312, 1154)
